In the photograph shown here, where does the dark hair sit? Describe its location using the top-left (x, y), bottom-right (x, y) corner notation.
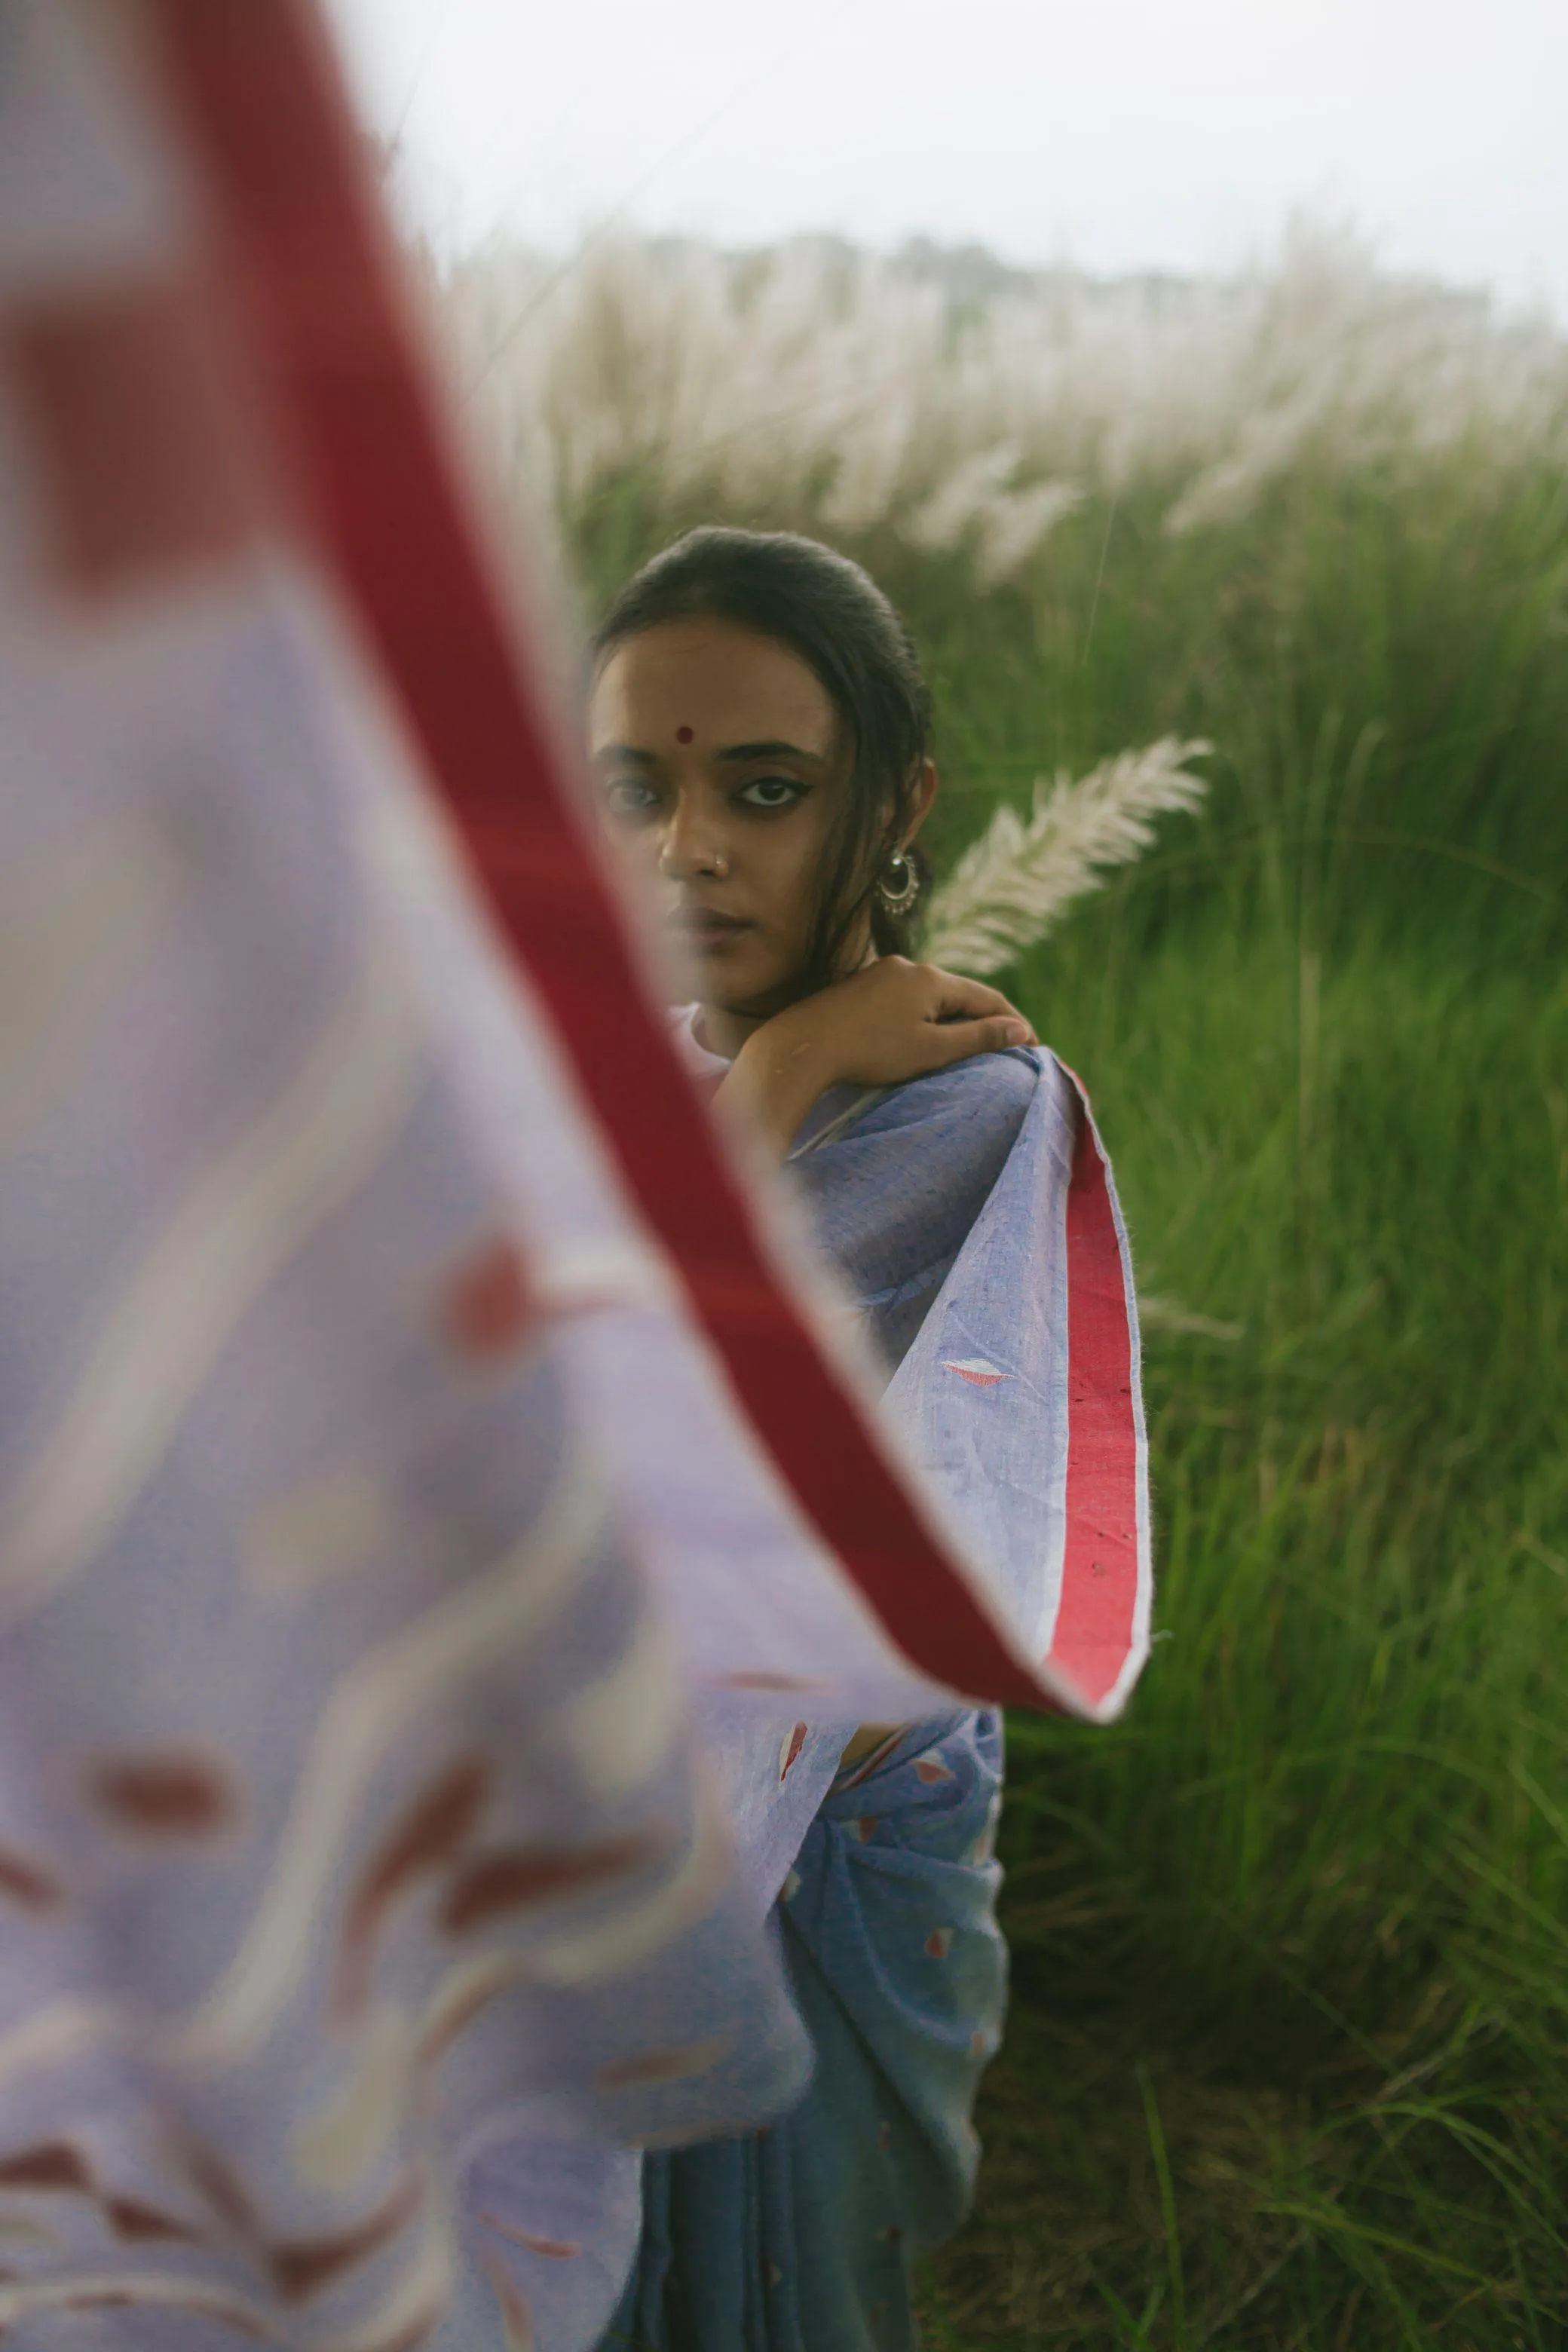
top-left (591, 526), bottom-right (933, 991)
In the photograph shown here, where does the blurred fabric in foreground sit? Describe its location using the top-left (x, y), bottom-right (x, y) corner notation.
top-left (0, 3), bottom-right (1147, 2344)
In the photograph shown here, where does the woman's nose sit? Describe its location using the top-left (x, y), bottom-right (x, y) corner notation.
top-left (658, 794), bottom-right (730, 882)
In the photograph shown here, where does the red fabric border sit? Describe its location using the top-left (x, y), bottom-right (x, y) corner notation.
top-left (1053, 1095), bottom-right (1144, 1707)
top-left (145, 0), bottom-right (1139, 1713)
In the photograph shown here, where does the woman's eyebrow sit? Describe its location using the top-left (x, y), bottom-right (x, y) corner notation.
top-left (589, 743), bottom-right (658, 769)
top-left (716, 740), bottom-right (827, 766)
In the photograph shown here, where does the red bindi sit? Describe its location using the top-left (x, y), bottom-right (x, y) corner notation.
top-left (675, 725), bottom-right (694, 743)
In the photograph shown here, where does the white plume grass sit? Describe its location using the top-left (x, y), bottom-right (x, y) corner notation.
top-left (427, 228), bottom-right (1554, 976)
top-left (923, 739), bottom-right (1212, 977)
top-left (438, 224), bottom-right (1568, 573)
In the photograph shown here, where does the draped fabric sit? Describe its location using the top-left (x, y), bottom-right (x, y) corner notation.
top-left (600, 1040), bottom-right (1092, 2347)
top-left (607, 1713), bottom-right (1003, 2352)
top-left (0, 7), bottom-right (1150, 2347)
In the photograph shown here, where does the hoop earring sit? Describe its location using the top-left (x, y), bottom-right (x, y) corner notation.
top-left (876, 848), bottom-right (919, 916)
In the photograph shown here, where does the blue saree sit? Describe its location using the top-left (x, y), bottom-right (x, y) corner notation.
top-left (602, 1041), bottom-right (1039, 2350)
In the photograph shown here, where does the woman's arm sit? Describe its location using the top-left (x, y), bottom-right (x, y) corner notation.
top-left (714, 957), bottom-right (1034, 1160)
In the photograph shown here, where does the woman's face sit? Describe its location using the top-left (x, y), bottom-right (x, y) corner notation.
top-left (589, 616), bottom-right (861, 1018)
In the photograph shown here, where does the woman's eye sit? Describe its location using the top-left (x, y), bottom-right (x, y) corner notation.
top-left (736, 775), bottom-right (806, 811)
top-left (604, 777), bottom-right (660, 821)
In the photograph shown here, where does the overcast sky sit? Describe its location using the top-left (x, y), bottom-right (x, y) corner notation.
top-left (326, 0), bottom-right (1568, 314)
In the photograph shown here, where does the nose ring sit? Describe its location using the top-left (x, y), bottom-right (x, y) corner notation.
top-left (658, 842), bottom-right (729, 880)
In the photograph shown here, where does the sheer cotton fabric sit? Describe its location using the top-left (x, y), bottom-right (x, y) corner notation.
top-left (0, 15), bottom-right (973, 2345)
top-left (602, 1037), bottom-right (1049, 2347)
top-left (0, 547), bottom-right (824, 2344)
top-left (607, 1712), bottom-right (1004, 2352)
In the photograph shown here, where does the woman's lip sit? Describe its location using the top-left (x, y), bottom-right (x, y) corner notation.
top-left (667, 908), bottom-right (753, 936)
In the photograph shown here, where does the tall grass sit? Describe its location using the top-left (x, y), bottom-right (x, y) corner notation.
top-left (930, 930), bottom-right (1568, 2346)
top-left (443, 231), bottom-right (1568, 2344)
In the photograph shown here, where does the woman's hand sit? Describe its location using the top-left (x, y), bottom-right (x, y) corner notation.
top-left (782, 957), bottom-right (1036, 1090)
top-left (716, 958), bottom-right (1036, 1156)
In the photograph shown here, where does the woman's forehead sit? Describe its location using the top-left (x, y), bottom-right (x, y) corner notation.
top-left (590, 619), bottom-right (838, 752)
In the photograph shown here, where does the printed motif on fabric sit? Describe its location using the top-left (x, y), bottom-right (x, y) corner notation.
top-left (941, 1357), bottom-right (1012, 1388)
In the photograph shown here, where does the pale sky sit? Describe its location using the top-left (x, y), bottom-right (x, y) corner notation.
top-left (326, 0), bottom-right (1568, 314)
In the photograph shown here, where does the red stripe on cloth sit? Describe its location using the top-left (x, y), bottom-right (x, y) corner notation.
top-left (1050, 1089), bottom-right (1143, 1709)
top-left (144, 0), bottom-right (1139, 1714)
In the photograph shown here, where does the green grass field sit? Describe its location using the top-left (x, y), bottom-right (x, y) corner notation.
top-left (880, 460), bottom-right (1566, 2347)
top-left (504, 241), bottom-right (1568, 2344)
top-left (918, 926), bottom-right (1568, 2347)
top-left (914, 507), bottom-right (1567, 2349)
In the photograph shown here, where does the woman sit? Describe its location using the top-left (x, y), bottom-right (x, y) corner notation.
top-left (590, 527), bottom-right (1048, 2352)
